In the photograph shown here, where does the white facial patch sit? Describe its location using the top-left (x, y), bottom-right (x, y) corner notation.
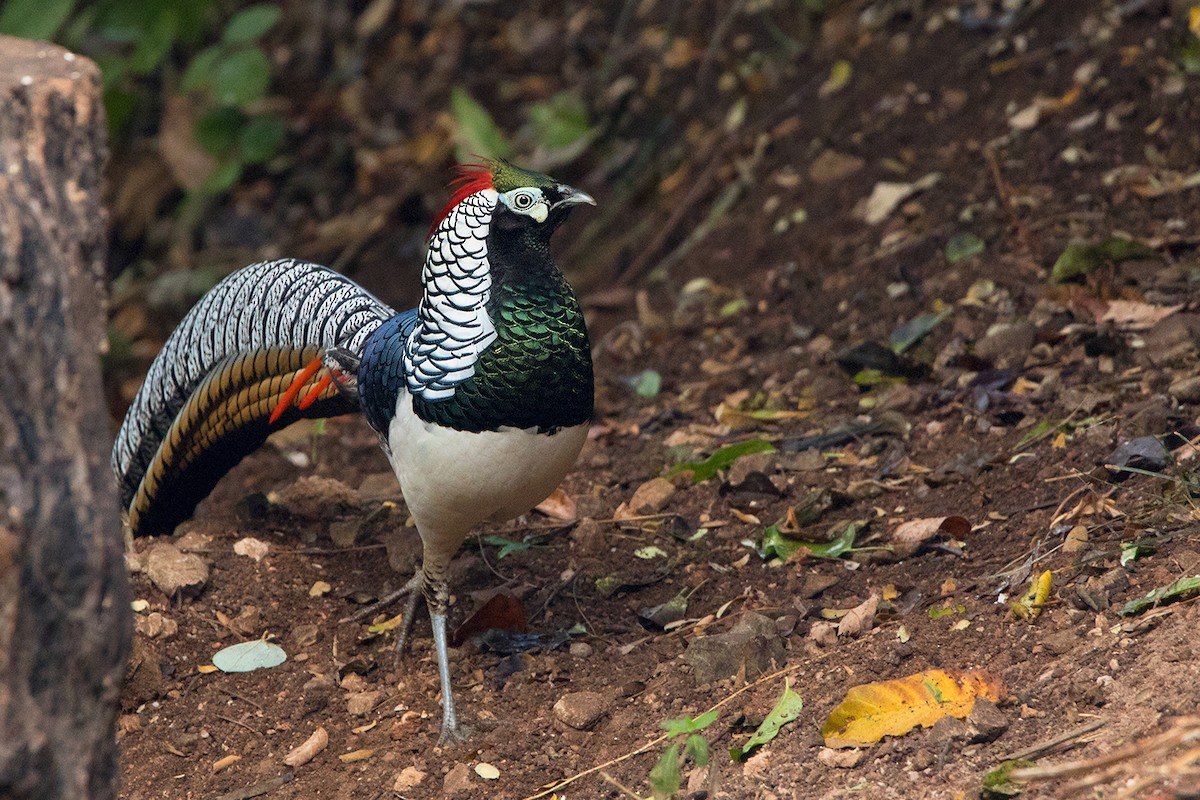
top-left (499, 187), bottom-right (549, 223)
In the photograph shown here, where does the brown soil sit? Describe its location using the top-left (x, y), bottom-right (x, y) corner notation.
top-left (116, 2), bottom-right (1200, 799)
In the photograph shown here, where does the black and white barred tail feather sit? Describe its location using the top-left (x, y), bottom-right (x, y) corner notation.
top-left (113, 259), bottom-right (394, 536)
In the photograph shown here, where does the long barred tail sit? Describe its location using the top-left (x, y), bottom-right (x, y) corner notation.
top-left (113, 259), bottom-right (394, 536)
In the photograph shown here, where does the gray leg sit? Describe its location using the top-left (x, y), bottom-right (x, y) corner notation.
top-left (393, 577), bottom-right (424, 655)
top-left (430, 608), bottom-right (467, 744)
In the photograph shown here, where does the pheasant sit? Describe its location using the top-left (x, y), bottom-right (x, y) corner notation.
top-left (112, 160), bottom-right (596, 743)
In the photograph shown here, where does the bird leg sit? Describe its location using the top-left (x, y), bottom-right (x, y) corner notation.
top-left (422, 561), bottom-right (469, 745)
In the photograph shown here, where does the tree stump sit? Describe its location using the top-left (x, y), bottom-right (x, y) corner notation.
top-left (0, 36), bottom-right (131, 800)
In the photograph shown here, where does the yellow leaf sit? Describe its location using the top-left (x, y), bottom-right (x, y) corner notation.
top-left (197, 664), bottom-right (218, 674)
top-left (1190, 6), bottom-right (1200, 37)
top-left (338, 748), bottom-right (374, 763)
top-left (367, 613), bottom-right (408, 634)
top-left (821, 669), bottom-right (1004, 747)
top-left (1011, 570), bottom-right (1052, 621)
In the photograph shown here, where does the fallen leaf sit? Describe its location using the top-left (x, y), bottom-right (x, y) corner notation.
top-left (534, 487), bottom-right (577, 521)
top-left (1012, 568), bottom-right (1051, 623)
top-left (1097, 300), bottom-right (1182, 330)
top-left (309, 580), bottom-right (332, 597)
top-left (474, 762), bottom-right (500, 780)
top-left (730, 679), bottom-right (803, 761)
top-left (759, 520), bottom-right (861, 562)
top-left (450, 593), bottom-right (527, 646)
top-left (821, 669), bottom-right (1004, 747)
top-left (856, 173), bottom-right (940, 225)
top-left (212, 640), bottom-right (287, 673)
top-left (338, 749), bottom-right (374, 763)
top-left (1118, 574), bottom-right (1200, 616)
top-left (837, 594), bottom-right (879, 638)
top-left (891, 515), bottom-right (972, 558)
top-left (819, 59), bottom-right (853, 96)
top-left (667, 440), bottom-right (777, 483)
top-left (212, 754), bottom-right (240, 773)
top-left (283, 726), bottom-right (328, 767)
top-left (1050, 237), bottom-right (1158, 283)
top-left (197, 664), bottom-right (218, 674)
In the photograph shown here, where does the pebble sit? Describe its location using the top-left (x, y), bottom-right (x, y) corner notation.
top-left (347, 690), bottom-right (383, 716)
top-left (392, 767), bottom-right (426, 791)
top-left (965, 699), bottom-right (1009, 743)
top-left (683, 612), bottom-right (785, 684)
top-left (1169, 375), bottom-right (1200, 403)
top-left (817, 747), bottom-right (863, 768)
top-left (552, 691), bottom-right (608, 730)
top-left (270, 475), bottom-right (360, 519)
top-left (568, 641), bottom-right (593, 657)
top-left (974, 321), bottom-right (1035, 369)
top-left (569, 519), bottom-right (606, 554)
top-left (144, 542), bottom-right (208, 598)
top-left (628, 477), bottom-right (675, 514)
top-left (134, 611), bottom-right (177, 639)
top-left (443, 762), bottom-right (473, 795)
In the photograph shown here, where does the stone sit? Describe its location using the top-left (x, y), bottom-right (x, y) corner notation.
top-left (965, 699), bottom-right (1009, 743)
top-left (443, 762), bottom-right (473, 795)
top-left (134, 611), bottom-right (178, 640)
top-left (347, 690), bottom-right (383, 716)
top-left (817, 747), bottom-right (864, 768)
top-left (232, 536), bottom-right (269, 561)
top-left (144, 542), bottom-right (208, 598)
top-left (629, 478), bottom-right (675, 514)
top-left (393, 767), bottom-right (426, 791)
top-left (926, 716), bottom-right (969, 746)
top-left (328, 519), bottom-right (360, 548)
top-left (1169, 376), bottom-right (1200, 404)
top-left (569, 519), bottom-right (606, 554)
top-left (808, 150), bottom-right (865, 184)
top-left (553, 691), bottom-right (608, 730)
top-left (121, 637), bottom-right (163, 709)
top-left (301, 674), bottom-right (335, 717)
top-left (683, 612), bottom-right (785, 684)
top-left (1076, 568), bottom-right (1129, 612)
top-left (974, 321), bottom-right (1035, 369)
top-left (270, 475), bottom-right (360, 520)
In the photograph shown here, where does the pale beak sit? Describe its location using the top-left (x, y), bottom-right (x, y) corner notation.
top-left (553, 185), bottom-right (596, 209)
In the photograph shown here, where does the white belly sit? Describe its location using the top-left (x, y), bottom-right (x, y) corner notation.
top-left (386, 392), bottom-right (588, 560)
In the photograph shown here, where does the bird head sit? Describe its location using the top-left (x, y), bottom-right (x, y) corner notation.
top-left (429, 159), bottom-right (595, 239)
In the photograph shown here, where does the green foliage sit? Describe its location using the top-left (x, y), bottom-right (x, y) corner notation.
top-left (0, 0), bottom-right (76, 40)
top-left (630, 369), bottom-right (662, 398)
top-left (759, 520), bottom-right (861, 562)
top-left (666, 439), bottom-right (776, 482)
top-left (650, 711), bottom-right (720, 799)
top-left (1050, 236), bottom-right (1158, 283)
top-left (450, 85), bottom-right (514, 163)
top-left (730, 680), bottom-right (803, 761)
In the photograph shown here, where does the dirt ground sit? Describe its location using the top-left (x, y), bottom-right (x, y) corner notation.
top-left (114, 2), bottom-right (1200, 798)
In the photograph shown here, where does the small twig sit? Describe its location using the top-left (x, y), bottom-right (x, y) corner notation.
top-left (1011, 717), bottom-right (1200, 783)
top-left (215, 714), bottom-right (264, 737)
top-left (214, 773), bottom-right (293, 800)
top-left (1002, 718), bottom-right (1107, 761)
top-left (983, 143), bottom-right (1037, 267)
top-left (600, 771), bottom-right (646, 800)
top-left (215, 686), bottom-right (264, 712)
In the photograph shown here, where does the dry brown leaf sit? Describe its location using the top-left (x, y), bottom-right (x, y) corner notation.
top-left (837, 594), bottom-right (879, 638)
top-left (338, 748), bottom-right (374, 763)
top-left (158, 95), bottom-right (217, 191)
top-left (534, 487), bottom-right (577, 521)
top-left (283, 727), bottom-right (329, 767)
top-left (822, 669), bottom-right (1004, 747)
top-left (891, 515), bottom-right (971, 558)
top-left (1098, 300), bottom-right (1183, 331)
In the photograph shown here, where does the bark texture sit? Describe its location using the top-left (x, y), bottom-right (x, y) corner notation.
top-left (0, 35), bottom-right (131, 800)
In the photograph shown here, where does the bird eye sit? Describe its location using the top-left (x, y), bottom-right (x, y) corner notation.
top-left (513, 191), bottom-right (535, 209)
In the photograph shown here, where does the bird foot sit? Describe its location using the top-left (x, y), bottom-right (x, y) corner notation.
top-left (436, 721), bottom-right (473, 746)
top-left (337, 571), bottom-right (424, 631)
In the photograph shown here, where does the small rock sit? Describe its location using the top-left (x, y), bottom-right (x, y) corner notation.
top-left (121, 637), bottom-right (163, 708)
top-left (229, 605), bottom-right (261, 636)
top-left (553, 691), bottom-right (608, 730)
top-left (1104, 436), bottom-right (1168, 477)
top-left (380, 530), bottom-right (421, 574)
top-left (808, 621), bottom-right (838, 647)
top-left (683, 613), bottom-right (785, 684)
top-left (569, 519), bottom-right (606, 554)
top-left (174, 530), bottom-right (212, 553)
top-left (975, 321), bottom-right (1035, 369)
top-left (134, 611), bottom-right (178, 639)
top-left (911, 748), bottom-right (936, 770)
top-left (817, 747), bottom-right (864, 768)
top-left (1076, 568), bottom-right (1129, 612)
top-left (292, 623), bottom-right (320, 648)
top-left (1062, 526), bottom-right (1089, 554)
top-left (443, 762), bottom-right (474, 796)
top-left (1141, 313), bottom-right (1200, 364)
top-left (569, 641), bottom-right (593, 658)
top-left (965, 699), bottom-right (1009, 743)
top-left (301, 675), bottom-right (335, 717)
top-left (145, 542), bottom-right (208, 598)
top-left (271, 475), bottom-right (360, 520)
top-left (808, 150), bottom-right (865, 184)
top-left (232, 536), bottom-right (269, 561)
top-left (358, 472), bottom-right (402, 503)
top-left (328, 519), bottom-right (360, 548)
top-left (347, 690), bottom-right (382, 716)
top-left (393, 767), bottom-right (426, 791)
top-left (629, 478), bottom-right (675, 514)
top-left (742, 749), bottom-right (772, 779)
top-left (927, 715), bottom-right (969, 746)
top-left (1169, 376), bottom-right (1200, 404)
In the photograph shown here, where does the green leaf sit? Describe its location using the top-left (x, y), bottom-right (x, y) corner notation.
top-left (1118, 574), bottom-right (1200, 616)
top-left (889, 307), bottom-right (952, 354)
top-left (661, 710), bottom-right (719, 737)
top-left (0, 0), bottom-right (75, 40)
top-left (127, 5), bottom-right (180, 74)
top-left (222, 4), bottom-right (281, 43)
top-left (201, 159), bottom-right (243, 194)
top-left (928, 604), bottom-right (965, 620)
top-left (211, 640), bottom-right (287, 672)
top-left (631, 369), bottom-right (662, 398)
top-left (527, 90), bottom-right (592, 151)
top-left (1119, 542), bottom-right (1143, 567)
top-left (449, 85), bottom-right (512, 162)
top-left (758, 521), bottom-right (860, 562)
top-left (238, 113), bottom-right (286, 163)
top-left (945, 232), bottom-right (985, 264)
top-left (211, 47), bottom-right (272, 106)
top-left (194, 106), bottom-right (243, 156)
top-left (982, 759), bottom-right (1035, 798)
top-left (181, 45), bottom-right (223, 93)
top-left (1051, 237), bottom-right (1158, 283)
top-left (649, 743), bottom-right (681, 800)
top-left (666, 439), bottom-right (776, 482)
top-left (480, 535), bottom-right (531, 560)
top-left (684, 733), bottom-right (711, 767)
top-left (730, 679), bottom-right (803, 761)
top-left (852, 368), bottom-right (906, 387)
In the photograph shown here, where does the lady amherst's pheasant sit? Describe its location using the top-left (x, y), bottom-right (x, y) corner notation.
top-left (112, 160), bottom-right (595, 742)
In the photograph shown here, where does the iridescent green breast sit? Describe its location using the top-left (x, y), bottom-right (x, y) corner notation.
top-left (410, 274), bottom-right (593, 433)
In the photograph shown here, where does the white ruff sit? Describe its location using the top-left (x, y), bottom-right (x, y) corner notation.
top-left (404, 189), bottom-right (498, 401)
top-left (386, 391), bottom-right (587, 561)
